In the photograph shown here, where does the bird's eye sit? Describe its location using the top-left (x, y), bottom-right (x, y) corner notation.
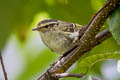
top-left (44, 25), bottom-right (49, 28)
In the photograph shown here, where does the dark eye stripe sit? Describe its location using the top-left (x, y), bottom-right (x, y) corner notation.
top-left (44, 25), bottom-right (49, 28)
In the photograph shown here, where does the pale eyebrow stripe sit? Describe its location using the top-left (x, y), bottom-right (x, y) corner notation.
top-left (40, 19), bottom-right (58, 24)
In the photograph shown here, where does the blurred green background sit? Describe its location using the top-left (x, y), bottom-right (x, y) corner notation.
top-left (0, 0), bottom-right (120, 80)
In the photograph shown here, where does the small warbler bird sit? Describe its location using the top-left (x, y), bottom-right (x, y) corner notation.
top-left (32, 19), bottom-right (83, 54)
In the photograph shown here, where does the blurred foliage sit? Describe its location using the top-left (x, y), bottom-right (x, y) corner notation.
top-left (16, 49), bottom-right (58, 80)
top-left (0, 0), bottom-right (95, 49)
top-left (0, 0), bottom-right (120, 80)
top-left (109, 6), bottom-right (120, 45)
top-left (79, 52), bottom-right (120, 74)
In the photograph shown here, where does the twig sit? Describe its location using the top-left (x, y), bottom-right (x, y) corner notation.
top-left (0, 51), bottom-right (8, 80)
top-left (53, 73), bottom-right (84, 78)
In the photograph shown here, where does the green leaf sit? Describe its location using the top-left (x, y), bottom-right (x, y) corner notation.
top-left (79, 52), bottom-right (120, 74)
top-left (109, 6), bottom-right (120, 45)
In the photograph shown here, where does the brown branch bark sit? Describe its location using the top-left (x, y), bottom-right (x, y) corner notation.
top-left (92, 29), bottom-right (111, 47)
top-left (53, 73), bottom-right (84, 78)
top-left (37, 0), bottom-right (120, 80)
top-left (0, 51), bottom-right (8, 80)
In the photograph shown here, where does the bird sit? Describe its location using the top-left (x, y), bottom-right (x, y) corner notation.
top-left (32, 19), bottom-right (83, 54)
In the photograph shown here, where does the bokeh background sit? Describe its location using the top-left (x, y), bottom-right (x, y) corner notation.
top-left (0, 0), bottom-right (120, 80)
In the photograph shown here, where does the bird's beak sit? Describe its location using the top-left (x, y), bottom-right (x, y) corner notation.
top-left (32, 27), bottom-right (41, 31)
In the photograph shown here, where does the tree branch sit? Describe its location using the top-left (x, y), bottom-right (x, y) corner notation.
top-left (0, 51), bottom-right (8, 80)
top-left (37, 0), bottom-right (120, 80)
top-left (52, 73), bottom-right (84, 78)
top-left (92, 29), bottom-right (111, 48)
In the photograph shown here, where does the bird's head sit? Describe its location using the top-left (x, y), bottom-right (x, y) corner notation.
top-left (32, 19), bottom-right (59, 32)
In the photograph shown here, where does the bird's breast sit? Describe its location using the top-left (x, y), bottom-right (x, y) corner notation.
top-left (39, 31), bottom-right (73, 54)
